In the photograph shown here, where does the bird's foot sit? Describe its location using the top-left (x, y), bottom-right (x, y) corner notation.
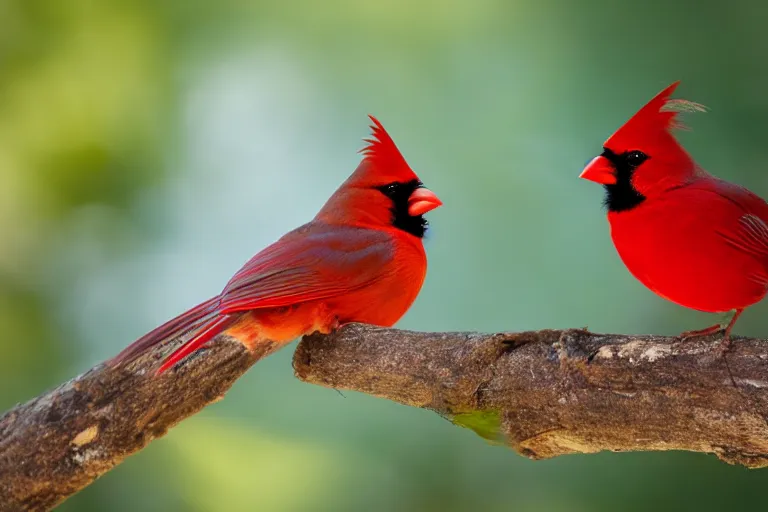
top-left (679, 309), bottom-right (742, 357)
top-left (678, 326), bottom-right (731, 359)
top-left (679, 325), bottom-right (739, 358)
top-left (678, 323), bottom-right (723, 342)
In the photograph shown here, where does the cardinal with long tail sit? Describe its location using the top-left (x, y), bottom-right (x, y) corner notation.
top-left (112, 116), bottom-right (442, 374)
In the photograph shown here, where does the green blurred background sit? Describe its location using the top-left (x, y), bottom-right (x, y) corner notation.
top-left (2, 0), bottom-right (768, 510)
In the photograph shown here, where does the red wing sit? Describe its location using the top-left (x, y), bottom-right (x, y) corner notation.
top-left (693, 178), bottom-right (768, 284)
top-left (218, 224), bottom-right (395, 313)
top-left (721, 213), bottom-right (768, 257)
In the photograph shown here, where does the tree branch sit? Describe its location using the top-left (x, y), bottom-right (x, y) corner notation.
top-left (0, 335), bottom-right (280, 511)
top-left (294, 324), bottom-right (768, 468)
top-left (4, 324), bottom-right (768, 511)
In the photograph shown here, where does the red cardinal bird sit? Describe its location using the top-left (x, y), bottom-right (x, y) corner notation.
top-left (580, 82), bottom-right (768, 342)
top-left (111, 116), bottom-right (442, 373)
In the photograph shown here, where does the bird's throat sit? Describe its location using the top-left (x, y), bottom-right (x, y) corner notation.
top-left (603, 182), bottom-right (646, 212)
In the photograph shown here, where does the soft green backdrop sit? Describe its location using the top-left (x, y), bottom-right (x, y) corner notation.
top-left (2, 1), bottom-right (768, 510)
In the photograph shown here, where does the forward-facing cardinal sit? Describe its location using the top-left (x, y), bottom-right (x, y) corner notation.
top-left (580, 82), bottom-right (768, 342)
top-left (112, 116), bottom-right (442, 374)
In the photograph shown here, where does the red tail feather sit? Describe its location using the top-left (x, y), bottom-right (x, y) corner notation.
top-left (109, 296), bottom-right (221, 367)
top-left (155, 314), bottom-right (237, 375)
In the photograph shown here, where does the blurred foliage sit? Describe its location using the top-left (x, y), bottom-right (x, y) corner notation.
top-left (0, 0), bottom-right (172, 402)
top-left (2, 0), bottom-right (768, 510)
top-left (165, 418), bottom-right (347, 511)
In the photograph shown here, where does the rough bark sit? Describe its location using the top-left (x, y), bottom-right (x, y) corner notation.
top-left (4, 324), bottom-right (768, 511)
top-left (0, 334), bottom-right (280, 511)
top-left (294, 324), bottom-right (768, 468)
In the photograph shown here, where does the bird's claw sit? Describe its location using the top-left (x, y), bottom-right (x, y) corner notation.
top-left (677, 324), bottom-right (724, 342)
top-left (677, 326), bottom-right (734, 358)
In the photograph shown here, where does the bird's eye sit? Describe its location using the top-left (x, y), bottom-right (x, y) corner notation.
top-left (625, 150), bottom-right (648, 167)
top-left (383, 183), bottom-right (398, 195)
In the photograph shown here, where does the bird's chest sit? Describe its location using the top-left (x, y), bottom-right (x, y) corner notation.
top-left (328, 241), bottom-right (427, 327)
top-left (609, 208), bottom-right (684, 288)
top-left (608, 202), bottom-right (767, 312)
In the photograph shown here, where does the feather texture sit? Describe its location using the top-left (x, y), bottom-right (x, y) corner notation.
top-left (360, 115), bottom-right (413, 176)
top-left (110, 296), bottom-right (220, 366)
top-left (583, 82), bottom-right (768, 339)
top-left (218, 225), bottom-right (394, 312)
top-left (111, 116), bottom-right (440, 374)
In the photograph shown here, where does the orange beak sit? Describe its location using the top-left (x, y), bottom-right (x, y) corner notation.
top-left (579, 156), bottom-right (617, 185)
top-left (408, 187), bottom-right (443, 216)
